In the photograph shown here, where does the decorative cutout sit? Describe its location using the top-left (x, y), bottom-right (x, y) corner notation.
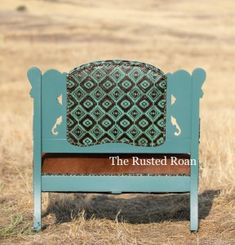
top-left (51, 116), bottom-right (62, 135)
top-left (171, 116), bottom-right (181, 136)
top-left (57, 94), bottom-right (63, 105)
top-left (171, 95), bottom-right (176, 105)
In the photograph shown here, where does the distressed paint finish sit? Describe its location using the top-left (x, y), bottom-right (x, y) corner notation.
top-left (190, 68), bottom-right (206, 231)
top-left (41, 69), bottom-right (67, 140)
top-left (28, 67), bottom-right (42, 231)
top-left (166, 70), bottom-right (192, 139)
top-left (28, 65), bottom-right (206, 232)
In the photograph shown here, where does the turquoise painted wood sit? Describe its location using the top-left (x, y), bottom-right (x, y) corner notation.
top-left (41, 176), bottom-right (191, 193)
top-left (28, 63), bottom-right (206, 232)
top-left (190, 69), bottom-right (206, 231)
top-left (28, 67), bottom-right (42, 232)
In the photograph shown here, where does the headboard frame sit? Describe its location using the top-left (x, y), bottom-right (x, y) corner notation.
top-left (28, 61), bottom-right (205, 154)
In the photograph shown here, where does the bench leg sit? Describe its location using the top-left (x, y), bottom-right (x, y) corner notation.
top-left (33, 188), bottom-right (42, 231)
top-left (33, 154), bottom-right (42, 231)
top-left (190, 156), bottom-right (199, 231)
top-left (190, 187), bottom-right (198, 231)
top-left (29, 66), bottom-right (42, 231)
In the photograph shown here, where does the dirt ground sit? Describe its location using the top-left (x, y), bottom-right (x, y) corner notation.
top-left (0, 0), bottom-right (234, 244)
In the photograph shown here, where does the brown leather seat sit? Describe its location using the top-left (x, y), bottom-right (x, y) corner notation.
top-left (42, 154), bottom-right (190, 175)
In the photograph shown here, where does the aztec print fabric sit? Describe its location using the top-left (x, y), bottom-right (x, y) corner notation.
top-left (66, 60), bottom-right (167, 147)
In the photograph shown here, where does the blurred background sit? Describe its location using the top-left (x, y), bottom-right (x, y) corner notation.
top-left (0, 0), bottom-right (234, 244)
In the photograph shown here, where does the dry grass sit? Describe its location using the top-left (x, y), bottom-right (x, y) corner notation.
top-left (0, 0), bottom-right (234, 244)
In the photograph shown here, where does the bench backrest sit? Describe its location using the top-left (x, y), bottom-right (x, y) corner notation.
top-left (28, 60), bottom-right (206, 154)
top-left (67, 60), bottom-right (167, 147)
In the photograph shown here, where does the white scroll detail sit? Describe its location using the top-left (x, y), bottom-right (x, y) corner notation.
top-left (171, 95), bottom-right (176, 105)
top-left (171, 116), bottom-right (181, 136)
top-left (57, 94), bottom-right (63, 105)
top-left (51, 116), bottom-right (62, 135)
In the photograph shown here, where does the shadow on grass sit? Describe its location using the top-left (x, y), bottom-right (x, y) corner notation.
top-left (44, 190), bottom-right (220, 225)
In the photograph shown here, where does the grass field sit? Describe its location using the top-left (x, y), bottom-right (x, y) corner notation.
top-left (0, 0), bottom-right (234, 244)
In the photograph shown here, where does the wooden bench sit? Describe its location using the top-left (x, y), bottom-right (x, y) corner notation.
top-left (28, 60), bottom-right (206, 231)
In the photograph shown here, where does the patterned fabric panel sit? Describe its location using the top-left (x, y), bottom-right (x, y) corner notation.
top-left (66, 60), bottom-right (167, 147)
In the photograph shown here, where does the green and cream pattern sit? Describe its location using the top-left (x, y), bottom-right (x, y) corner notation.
top-left (66, 60), bottom-right (167, 147)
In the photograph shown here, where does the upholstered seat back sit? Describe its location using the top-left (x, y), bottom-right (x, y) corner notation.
top-left (66, 60), bottom-right (167, 147)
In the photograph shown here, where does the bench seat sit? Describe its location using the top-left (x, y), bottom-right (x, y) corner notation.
top-left (42, 154), bottom-right (190, 175)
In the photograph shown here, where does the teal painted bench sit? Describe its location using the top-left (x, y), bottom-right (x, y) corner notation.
top-left (28, 60), bottom-right (206, 231)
